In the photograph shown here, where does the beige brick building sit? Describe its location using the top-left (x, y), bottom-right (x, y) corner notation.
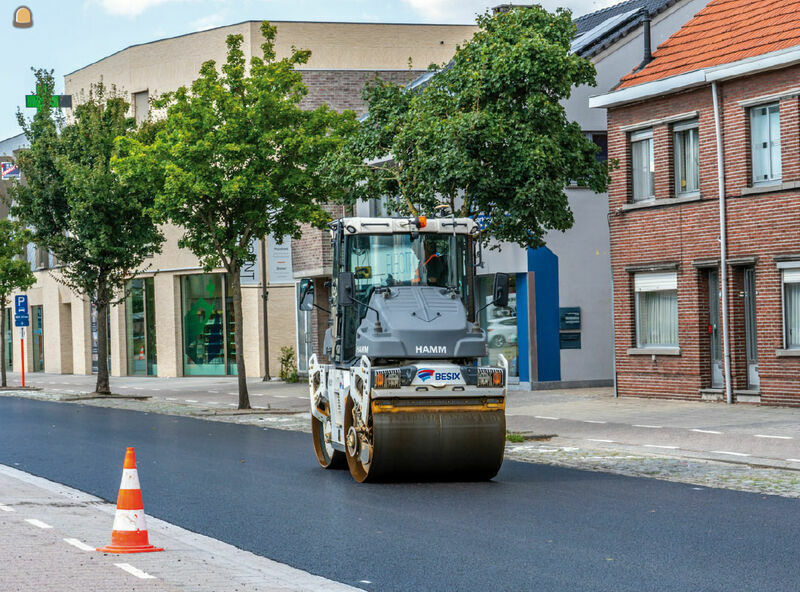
top-left (3, 20), bottom-right (474, 379)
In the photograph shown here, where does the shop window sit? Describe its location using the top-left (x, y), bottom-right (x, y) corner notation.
top-left (784, 268), bottom-right (800, 349)
top-left (630, 129), bottom-right (654, 201)
top-left (635, 272), bottom-right (678, 348)
top-left (31, 305), bottom-right (44, 371)
top-left (181, 273), bottom-right (237, 375)
top-left (126, 277), bottom-right (157, 375)
top-left (674, 120), bottom-right (699, 195)
top-left (479, 275), bottom-right (519, 377)
top-left (3, 308), bottom-right (11, 371)
top-left (750, 104), bottom-right (781, 184)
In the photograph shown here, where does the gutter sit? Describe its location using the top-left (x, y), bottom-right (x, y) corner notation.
top-left (590, 45), bottom-right (800, 109)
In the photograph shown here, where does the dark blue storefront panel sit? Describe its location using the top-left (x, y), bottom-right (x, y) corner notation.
top-left (516, 273), bottom-right (529, 384)
top-left (528, 247), bottom-right (561, 382)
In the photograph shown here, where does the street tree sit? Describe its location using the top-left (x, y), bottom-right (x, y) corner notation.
top-left (11, 70), bottom-right (164, 394)
top-left (113, 22), bottom-right (356, 409)
top-left (325, 5), bottom-right (611, 249)
top-left (0, 219), bottom-right (36, 387)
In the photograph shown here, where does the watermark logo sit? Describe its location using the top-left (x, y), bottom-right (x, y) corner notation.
top-left (13, 6), bottom-right (33, 28)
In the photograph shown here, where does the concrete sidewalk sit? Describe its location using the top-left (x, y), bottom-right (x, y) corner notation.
top-left (0, 464), bottom-right (359, 592)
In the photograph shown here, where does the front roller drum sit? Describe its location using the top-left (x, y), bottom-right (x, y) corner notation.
top-left (344, 399), bottom-right (505, 482)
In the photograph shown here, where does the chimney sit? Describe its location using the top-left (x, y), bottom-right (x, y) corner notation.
top-left (638, 10), bottom-right (654, 70)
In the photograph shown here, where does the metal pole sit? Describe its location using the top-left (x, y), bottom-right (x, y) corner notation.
top-left (712, 81), bottom-right (733, 405)
top-left (261, 237), bottom-right (271, 381)
top-left (20, 328), bottom-right (25, 388)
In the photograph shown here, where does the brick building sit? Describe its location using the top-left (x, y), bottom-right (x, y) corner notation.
top-left (591, 0), bottom-right (800, 405)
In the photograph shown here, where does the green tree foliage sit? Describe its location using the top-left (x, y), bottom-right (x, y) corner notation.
top-left (114, 22), bottom-right (356, 409)
top-left (326, 5), bottom-right (611, 249)
top-left (11, 70), bottom-right (164, 394)
top-left (0, 219), bottom-right (36, 387)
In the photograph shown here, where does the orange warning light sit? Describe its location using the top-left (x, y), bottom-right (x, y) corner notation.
top-left (13, 6), bottom-right (33, 29)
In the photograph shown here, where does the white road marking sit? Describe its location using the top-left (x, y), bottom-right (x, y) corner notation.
top-left (786, 459), bottom-right (800, 463)
top-left (273, 395), bottom-right (288, 398)
top-left (691, 429), bottom-right (722, 434)
top-left (0, 504), bottom-right (14, 512)
top-left (228, 403), bottom-right (237, 407)
top-left (633, 425), bottom-right (662, 429)
top-left (185, 399), bottom-right (198, 403)
top-left (535, 416), bottom-right (559, 420)
top-left (587, 439), bottom-right (615, 443)
top-left (165, 397), bottom-right (177, 401)
top-left (115, 563), bottom-right (156, 579)
top-left (25, 518), bottom-right (52, 529)
top-left (645, 445), bottom-right (679, 450)
top-left (359, 581), bottom-right (373, 585)
top-left (227, 392), bottom-right (238, 395)
top-left (754, 434), bottom-right (793, 440)
top-left (64, 538), bottom-right (94, 551)
top-left (133, 387), bottom-right (144, 391)
top-left (209, 390), bottom-right (219, 394)
top-left (151, 388), bottom-right (161, 391)
top-left (582, 420), bottom-right (607, 424)
top-left (208, 401), bottom-right (219, 405)
top-left (711, 450), bottom-right (750, 457)
top-left (692, 487), bottom-right (705, 491)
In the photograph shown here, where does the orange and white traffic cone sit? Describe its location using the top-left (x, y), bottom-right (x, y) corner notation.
top-left (97, 447), bottom-right (163, 554)
top-left (138, 346), bottom-right (145, 361)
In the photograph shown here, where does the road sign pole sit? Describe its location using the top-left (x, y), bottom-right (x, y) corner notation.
top-left (20, 327), bottom-right (25, 388)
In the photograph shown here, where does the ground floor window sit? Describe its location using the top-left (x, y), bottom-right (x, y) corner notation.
top-left (784, 268), bottom-right (800, 349)
top-left (31, 305), bottom-right (44, 372)
top-left (126, 277), bottom-right (157, 375)
top-left (479, 275), bottom-right (519, 377)
top-left (635, 272), bottom-right (678, 348)
top-left (181, 273), bottom-right (237, 376)
top-left (3, 308), bottom-right (11, 371)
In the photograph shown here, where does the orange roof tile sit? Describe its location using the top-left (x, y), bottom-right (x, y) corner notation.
top-left (618, 0), bottom-right (800, 89)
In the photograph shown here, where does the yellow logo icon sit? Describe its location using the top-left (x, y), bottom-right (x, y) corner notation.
top-left (13, 6), bottom-right (33, 29)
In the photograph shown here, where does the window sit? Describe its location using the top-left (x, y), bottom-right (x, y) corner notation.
top-left (635, 272), bottom-right (678, 348)
top-left (631, 129), bottom-right (654, 201)
top-left (750, 104), bottom-right (781, 184)
top-left (784, 268), bottom-right (800, 349)
top-left (674, 120), bottom-right (699, 194)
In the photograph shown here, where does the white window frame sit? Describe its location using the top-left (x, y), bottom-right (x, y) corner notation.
top-left (673, 120), bottom-right (699, 195)
top-left (634, 272), bottom-right (678, 348)
top-left (750, 103), bottom-right (781, 185)
top-left (631, 129), bottom-right (655, 202)
top-left (782, 266), bottom-right (800, 350)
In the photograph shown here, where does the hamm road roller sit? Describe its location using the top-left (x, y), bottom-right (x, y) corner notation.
top-left (298, 215), bottom-right (509, 482)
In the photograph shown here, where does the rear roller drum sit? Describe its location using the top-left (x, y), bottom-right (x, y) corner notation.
top-left (311, 415), bottom-right (346, 469)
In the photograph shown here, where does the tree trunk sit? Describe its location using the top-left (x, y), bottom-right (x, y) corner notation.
top-left (0, 296), bottom-right (6, 388)
top-left (230, 267), bottom-right (251, 409)
top-left (95, 301), bottom-right (111, 395)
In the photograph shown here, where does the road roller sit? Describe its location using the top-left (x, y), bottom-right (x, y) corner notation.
top-left (298, 215), bottom-right (509, 482)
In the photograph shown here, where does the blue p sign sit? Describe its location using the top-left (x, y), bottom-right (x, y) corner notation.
top-left (15, 294), bottom-right (28, 315)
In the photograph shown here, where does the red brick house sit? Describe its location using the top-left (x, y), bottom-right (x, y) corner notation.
top-left (590, 0), bottom-right (800, 405)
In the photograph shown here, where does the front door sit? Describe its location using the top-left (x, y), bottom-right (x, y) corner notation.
top-left (743, 268), bottom-right (760, 389)
top-left (708, 270), bottom-right (723, 388)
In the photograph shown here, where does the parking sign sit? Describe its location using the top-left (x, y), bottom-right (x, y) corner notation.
top-left (14, 295), bottom-right (29, 327)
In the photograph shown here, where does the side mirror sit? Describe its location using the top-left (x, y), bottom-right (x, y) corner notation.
top-left (493, 272), bottom-right (509, 308)
top-left (338, 272), bottom-right (355, 307)
top-left (299, 278), bottom-right (314, 311)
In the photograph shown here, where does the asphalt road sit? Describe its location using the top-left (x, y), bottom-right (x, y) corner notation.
top-left (1, 397), bottom-right (799, 592)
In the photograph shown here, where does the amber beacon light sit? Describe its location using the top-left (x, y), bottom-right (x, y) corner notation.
top-left (13, 6), bottom-right (33, 28)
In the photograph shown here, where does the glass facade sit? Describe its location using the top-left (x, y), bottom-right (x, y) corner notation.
top-left (32, 305), bottom-right (44, 372)
top-left (479, 275), bottom-right (519, 377)
top-left (126, 277), bottom-right (157, 375)
top-left (181, 274), bottom-right (237, 376)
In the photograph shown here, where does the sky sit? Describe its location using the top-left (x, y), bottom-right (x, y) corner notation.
top-left (0, 0), bottom-right (620, 141)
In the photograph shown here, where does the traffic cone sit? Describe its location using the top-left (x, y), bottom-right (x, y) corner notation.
top-left (97, 447), bottom-right (163, 553)
top-left (138, 346), bottom-right (145, 360)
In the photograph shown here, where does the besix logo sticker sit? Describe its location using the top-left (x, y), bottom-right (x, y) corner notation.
top-left (417, 369), bottom-right (435, 382)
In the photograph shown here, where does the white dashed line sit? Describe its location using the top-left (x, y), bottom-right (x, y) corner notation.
top-left (691, 429), bottom-right (722, 434)
top-left (209, 390), bottom-right (219, 394)
top-left (359, 581), bottom-right (373, 585)
top-left (535, 416), bottom-right (559, 420)
top-left (150, 388), bottom-right (161, 392)
top-left (227, 403), bottom-right (237, 407)
top-left (754, 434), bottom-right (793, 440)
top-left (63, 538), bottom-right (94, 551)
top-left (273, 395), bottom-right (288, 399)
top-left (644, 445), bottom-right (679, 450)
top-left (691, 487), bottom-right (705, 491)
top-left (133, 387), bottom-right (144, 391)
top-left (786, 459), bottom-right (800, 463)
top-left (633, 425), bottom-right (662, 429)
top-left (25, 519), bottom-right (52, 529)
top-left (227, 392), bottom-right (238, 396)
top-left (582, 420), bottom-right (607, 424)
top-left (0, 504), bottom-right (14, 512)
top-left (185, 399), bottom-right (198, 403)
top-left (165, 397), bottom-right (177, 401)
top-left (587, 439), bottom-right (615, 443)
top-left (208, 401), bottom-right (219, 405)
top-left (711, 450), bottom-right (750, 457)
top-left (115, 563), bottom-right (156, 579)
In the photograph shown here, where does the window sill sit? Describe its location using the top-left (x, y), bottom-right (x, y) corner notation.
top-left (739, 180), bottom-right (800, 196)
top-left (622, 193), bottom-right (703, 212)
top-left (776, 349), bottom-right (800, 357)
top-left (627, 347), bottom-right (681, 356)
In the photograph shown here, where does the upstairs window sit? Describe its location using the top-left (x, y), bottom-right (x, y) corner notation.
top-left (784, 268), bottom-right (800, 349)
top-left (750, 104), bottom-right (781, 184)
top-left (631, 129), bottom-right (654, 201)
top-left (635, 272), bottom-right (678, 348)
top-left (674, 120), bottom-right (699, 195)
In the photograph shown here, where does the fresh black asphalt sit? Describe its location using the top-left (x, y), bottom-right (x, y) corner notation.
top-left (1, 397), bottom-right (798, 591)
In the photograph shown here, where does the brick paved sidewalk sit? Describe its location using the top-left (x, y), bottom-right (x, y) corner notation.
top-left (0, 466), bottom-right (359, 592)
